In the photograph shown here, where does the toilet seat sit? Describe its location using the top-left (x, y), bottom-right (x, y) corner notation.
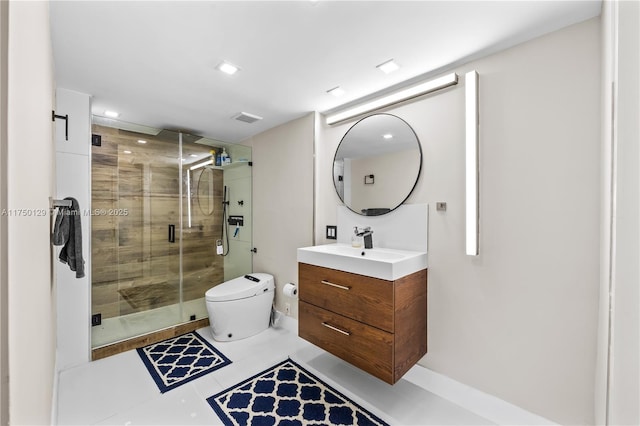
top-left (205, 273), bottom-right (274, 302)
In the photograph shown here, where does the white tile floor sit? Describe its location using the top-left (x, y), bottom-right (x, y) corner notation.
top-left (56, 317), bottom-right (551, 425)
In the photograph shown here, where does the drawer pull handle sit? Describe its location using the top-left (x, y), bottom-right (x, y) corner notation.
top-left (322, 322), bottom-right (351, 336)
top-left (321, 280), bottom-right (351, 291)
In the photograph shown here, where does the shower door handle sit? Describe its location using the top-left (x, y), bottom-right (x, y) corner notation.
top-left (168, 224), bottom-right (175, 243)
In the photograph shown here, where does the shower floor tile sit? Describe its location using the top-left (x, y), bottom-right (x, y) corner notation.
top-left (91, 298), bottom-right (208, 348)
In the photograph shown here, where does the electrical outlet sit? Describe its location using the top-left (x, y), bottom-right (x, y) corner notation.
top-left (326, 225), bottom-right (337, 240)
top-left (285, 303), bottom-right (291, 316)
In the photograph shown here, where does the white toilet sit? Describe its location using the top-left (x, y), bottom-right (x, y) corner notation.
top-left (205, 273), bottom-right (275, 341)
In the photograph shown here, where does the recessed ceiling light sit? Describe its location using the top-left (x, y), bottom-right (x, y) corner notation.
top-left (383, 133), bottom-right (393, 139)
top-left (190, 154), bottom-right (198, 157)
top-left (376, 59), bottom-right (400, 74)
top-left (104, 110), bottom-right (119, 118)
top-left (327, 86), bottom-right (345, 97)
top-left (123, 150), bottom-right (132, 154)
top-left (217, 61), bottom-right (239, 75)
top-left (137, 139), bottom-right (147, 144)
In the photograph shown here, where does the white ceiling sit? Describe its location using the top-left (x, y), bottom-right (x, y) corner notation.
top-left (50, 1), bottom-right (601, 143)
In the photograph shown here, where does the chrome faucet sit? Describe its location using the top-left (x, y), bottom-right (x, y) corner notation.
top-left (356, 226), bottom-right (374, 249)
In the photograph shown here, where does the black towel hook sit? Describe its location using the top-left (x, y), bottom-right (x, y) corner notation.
top-left (52, 110), bottom-right (69, 141)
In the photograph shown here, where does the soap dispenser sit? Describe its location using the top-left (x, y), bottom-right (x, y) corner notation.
top-left (220, 148), bottom-right (231, 166)
top-left (351, 226), bottom-right (363, 248)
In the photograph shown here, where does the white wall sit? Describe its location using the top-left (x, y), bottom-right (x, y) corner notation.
top-left (244, 113), bottom-right (315, 317)
top-left (55, 88), bottom-right (92, 371)
top-left (597, 1), bottom-right (640, 424)
top-left (7, 1), bottom-right (57, 423)
top-left (336, 204), bottom-right (428, 253)
top-left (0, 1), bottom-right (8, 424)
top-left (317, 18), bottom-right (601, 424)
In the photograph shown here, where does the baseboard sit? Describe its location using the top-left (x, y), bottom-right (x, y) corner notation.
top-left (50, 351), bottom-right (59, 425)
top-left (403, 365), bottom-right (557, 425)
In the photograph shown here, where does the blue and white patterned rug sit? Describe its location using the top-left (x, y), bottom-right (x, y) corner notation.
top-left (207, 359), bottom-right (389, 426)
top-left (137, 331), bottom-right (232, 393)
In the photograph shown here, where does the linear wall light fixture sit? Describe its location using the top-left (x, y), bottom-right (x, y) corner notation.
top-left (326, 72), bottom-right (458, 125)
top-left (465, 70), bottom-right (479, 256)
top-left (190, 159), bottom-right (213, 171)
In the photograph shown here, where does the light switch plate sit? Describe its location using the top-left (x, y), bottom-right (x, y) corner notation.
top-left (326, 225), bottom-right (337, 239)
top-left (436, 202), bottom-right (447, 212)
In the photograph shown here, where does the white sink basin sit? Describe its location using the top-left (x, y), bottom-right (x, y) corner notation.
top-left (297, 243), bottom-right (427, 281)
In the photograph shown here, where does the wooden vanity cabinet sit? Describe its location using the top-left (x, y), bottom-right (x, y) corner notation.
top-left (298, 262), bottom-right (427, 384)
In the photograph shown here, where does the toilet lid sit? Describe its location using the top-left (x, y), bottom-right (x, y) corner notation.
top-left (206, 273), bottom-right (274, 302)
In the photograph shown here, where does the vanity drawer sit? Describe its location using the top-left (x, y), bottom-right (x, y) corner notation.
top-left (299, 263), bottom-right (394, 332)
top-left (299, 301), bottom-right (394, 384)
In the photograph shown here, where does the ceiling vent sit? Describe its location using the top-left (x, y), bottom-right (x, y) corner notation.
top-left (232, 112), bottom-right (263, 124)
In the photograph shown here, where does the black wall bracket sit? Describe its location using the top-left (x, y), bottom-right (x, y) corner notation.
top-left (52, 110), bottom-right (69, 141)
top-left (91, 313), bottom-right (102, 327)
top-left (228, 215), bottom-right (244, 226)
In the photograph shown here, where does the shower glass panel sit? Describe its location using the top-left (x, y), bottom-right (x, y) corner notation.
top-left (90, 120), bottom-right (252, 349)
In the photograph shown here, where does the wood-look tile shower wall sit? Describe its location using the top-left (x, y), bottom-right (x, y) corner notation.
top-left (91, 125), bottom-right (223, 320)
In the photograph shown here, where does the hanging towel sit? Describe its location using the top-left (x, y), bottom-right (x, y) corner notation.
top-left (52, 197), bottom-right (85, 278)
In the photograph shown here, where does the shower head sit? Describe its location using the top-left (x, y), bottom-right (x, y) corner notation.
top-left (156, 129), bottom-right (204, 144)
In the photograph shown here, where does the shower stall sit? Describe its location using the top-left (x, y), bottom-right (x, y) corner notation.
top-left (90, 119), bottom-right (252, 351)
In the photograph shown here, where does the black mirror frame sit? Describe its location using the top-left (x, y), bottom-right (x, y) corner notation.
top-left (332, 113), bottom-right (423, 216)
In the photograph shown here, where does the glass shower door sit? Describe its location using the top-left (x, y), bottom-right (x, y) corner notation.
top-left (91, 126), bottom-right (182, 347)
top-left (179, 136), bottom-right (253, 319)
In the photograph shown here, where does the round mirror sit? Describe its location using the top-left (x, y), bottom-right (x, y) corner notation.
top-left (333, 113), bottom-right (422, 216)
top-left (196, 168), bottom-right (215, 215)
